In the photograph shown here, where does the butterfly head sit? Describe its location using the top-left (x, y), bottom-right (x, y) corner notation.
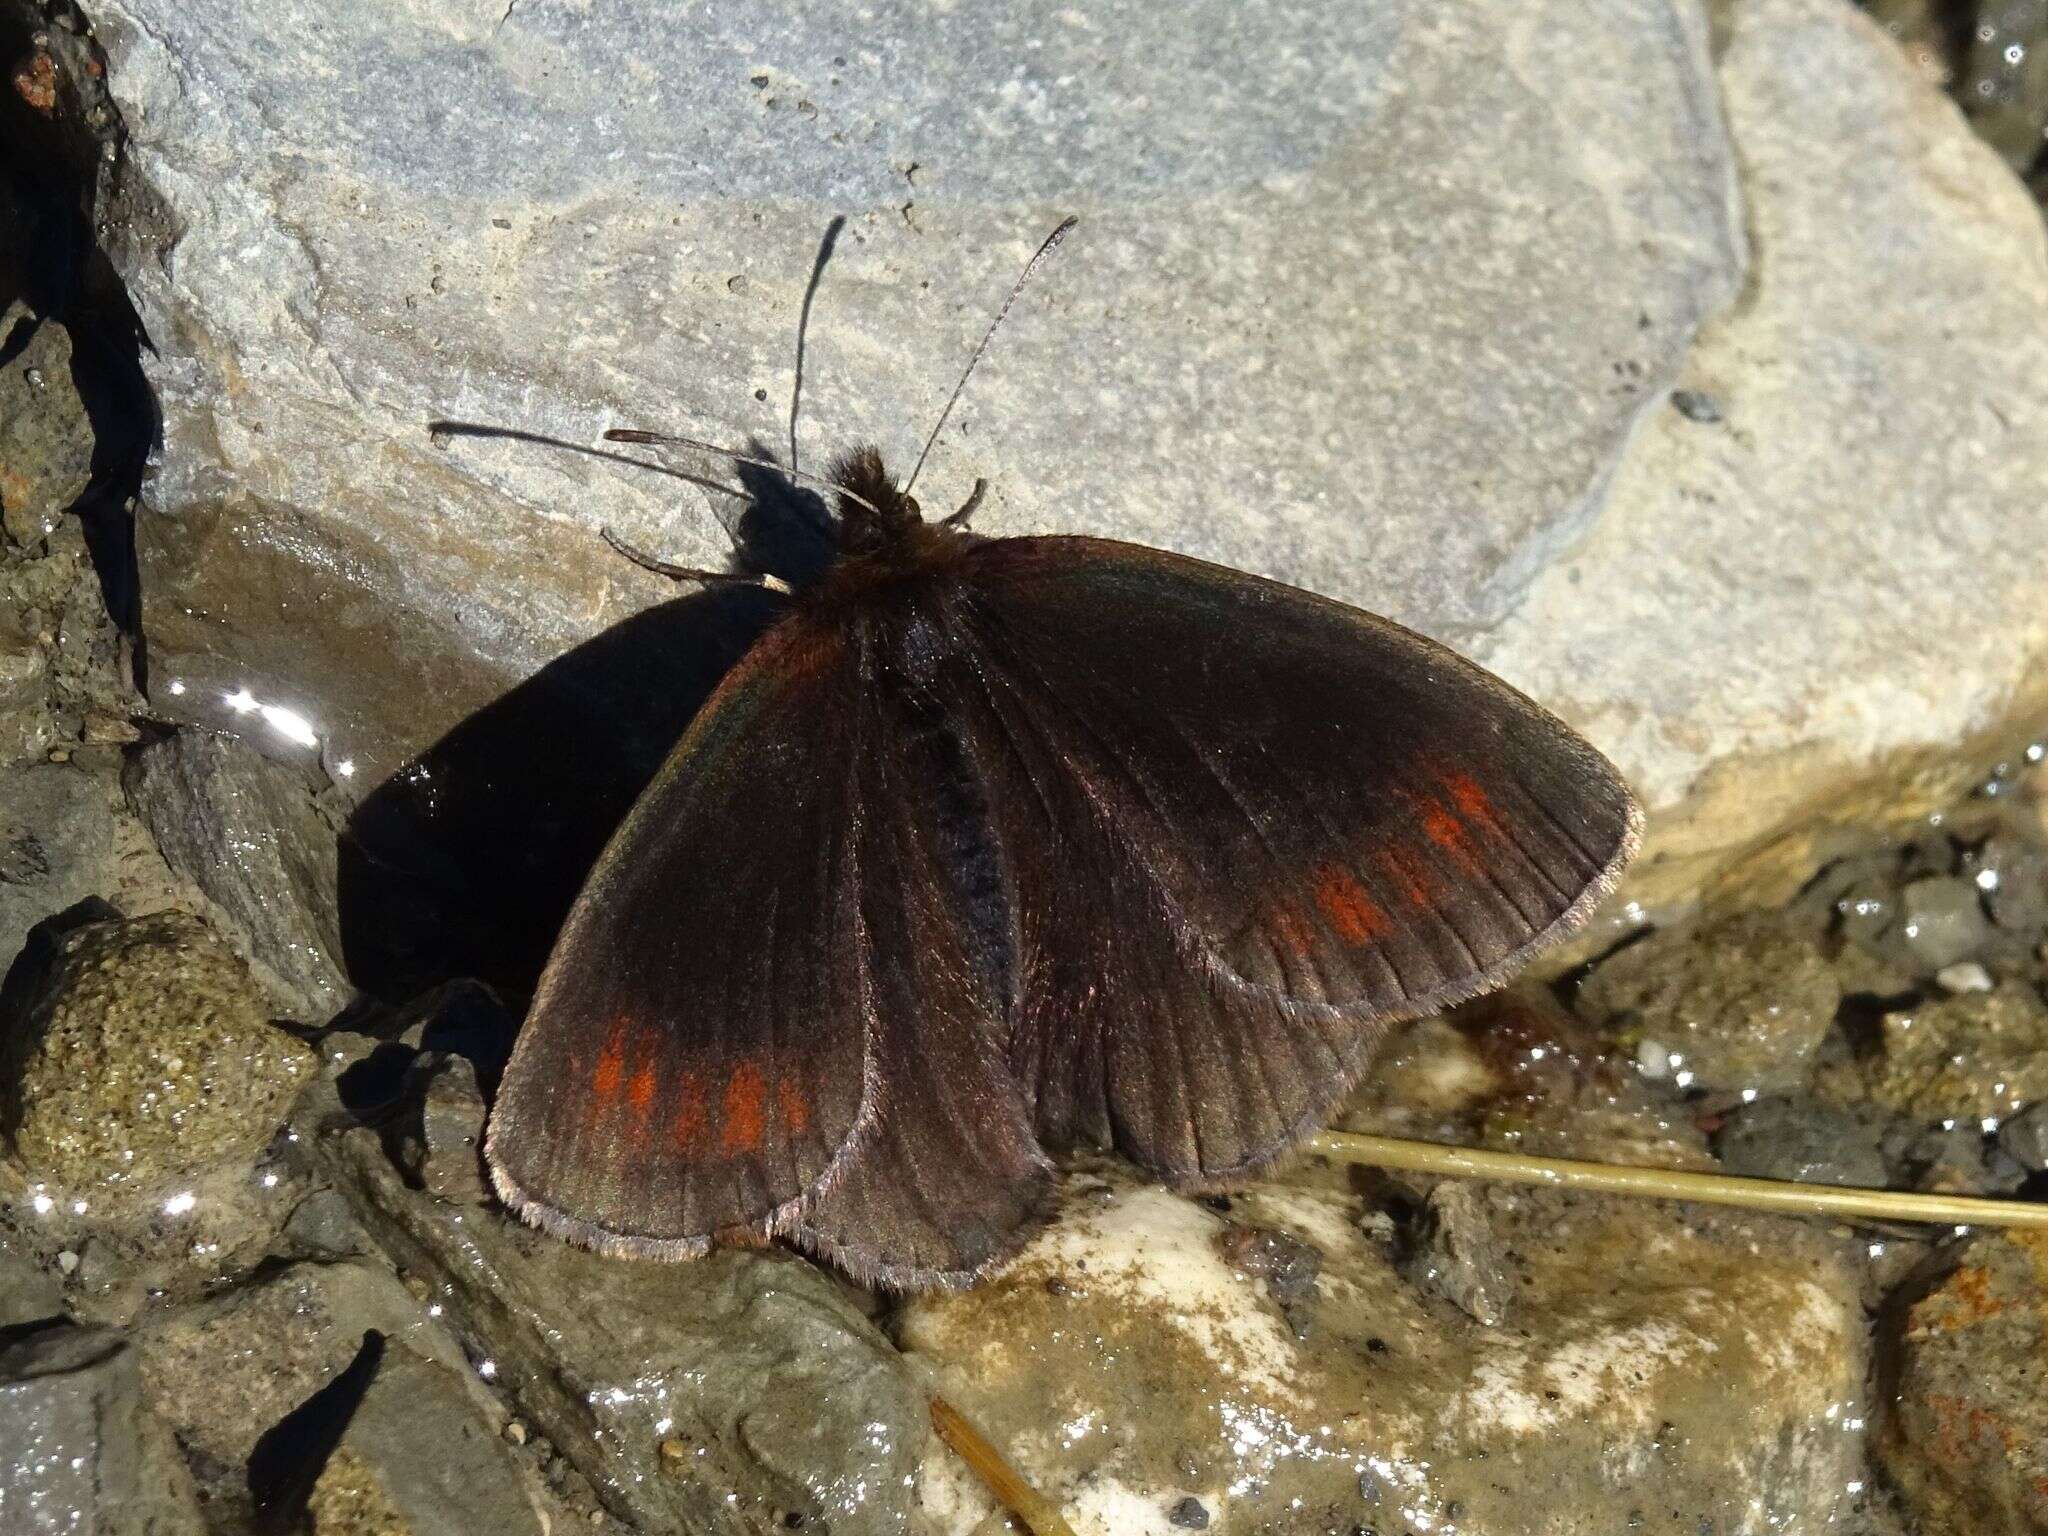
top-left (832, 445), bottom-right (929, 560)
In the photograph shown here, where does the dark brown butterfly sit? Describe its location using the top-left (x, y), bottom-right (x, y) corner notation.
top-left (479, 220), bottom-right (1641, 1290)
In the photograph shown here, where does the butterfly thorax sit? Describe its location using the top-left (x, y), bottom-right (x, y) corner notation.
top-left (812, 446), bottom-right (976, 605)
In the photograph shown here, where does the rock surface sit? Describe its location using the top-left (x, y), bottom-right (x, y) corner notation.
top-left (0, 910), bottom-right (316, 1192)
top-left (1881, 1230), bottom-right (2048, 1534)
top-left (0, 1324), bottom-right (207, 1536)
top-left (124, 729), bottom-right (351, 1020)
top-left (79, 0), bottom-right (2048, 911)
top-left (902, 1164), bottom-right (1875, 1536)
top-left (133, 1258), bottom-right (502, 1530)
top-left (1576, 908), bottom-right (1841, 1092)
top-left (297, 1065), bottom-right (928, 1536)
top-left (93, 0), bottom-right (1746, 803)
top-left (1478, 0), bottom-right (2048, 894)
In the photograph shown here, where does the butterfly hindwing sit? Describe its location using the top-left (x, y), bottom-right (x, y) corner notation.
top-left (940, 536), bottom-right (1642, 1184)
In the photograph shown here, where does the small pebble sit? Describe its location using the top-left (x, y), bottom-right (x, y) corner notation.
top-left (1936, 961), bottom-right (1995, 994)
top-left (1669, 388), bottom-right (1722, 422)
top-left (1168, 1495), bottom-right (1211, 1529)
top-left (1898, 877), bottom-right (1991, 971)
top-left (505, 1420), bottom-right (529, 1446)
top-left (56, 1250), bottom-right (79, 1275)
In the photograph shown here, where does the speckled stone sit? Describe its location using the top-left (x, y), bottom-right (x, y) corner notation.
top-left (1881, 1229), bottom-right (2048, 1533)
top-left (0, 911), bottom-right (317, 1191)
top-left (1576, 909), bottom-right (1841, 1093)
top-left (1857, 984), bottom-right (2048, 1126)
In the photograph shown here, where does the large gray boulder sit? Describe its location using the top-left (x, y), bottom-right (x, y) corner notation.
top-left (86, 0), bottom-right (2048, 903)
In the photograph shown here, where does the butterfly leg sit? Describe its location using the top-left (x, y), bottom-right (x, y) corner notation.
top-left (600, 528), bottom-right (782, 589)
top-left (939, 478), bottom-right (989, 529)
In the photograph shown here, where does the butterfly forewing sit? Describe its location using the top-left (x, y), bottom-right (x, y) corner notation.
top-left (940, 536), bottom-right (1642, 1184)
top-left (485, 612), bottom-right (877, 1255)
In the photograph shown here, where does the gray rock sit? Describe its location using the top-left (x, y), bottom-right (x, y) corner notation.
top-left (0, 296), bottom-right (95, 550)
top-left (96, 0), bottom-right (1738, 805)
top-left (390, 1052), bottom-right (491, 1205)
top-left (1577, 909), bottom-right (1841, 1093)
top-left (1974, 829), bottom-right (2048, 934)
top-left (300, 1348), bottom-right (547, 1536)
top-left (1396, 1179), bottom-right (1518, 1327)
top-left (134, 1259), bottom-right (497, 1530)
top-left (1898, 876), bottom-right (1994, 972)
top-left (1478, 0), bottom-right (2048, 897)
top-left (0, 910), bottom-right (317, 1193)
top-left (1881, 1229), bottom-right (2048, 1532)
top-left (0, 763), bottom-right (115, 970)
top-left (1712, 1096), bottom-right (1891, 1188)
top-left (1997, 1099), bottom-right (2048, 1171)
top-left (303, 1118), bottom-right (925, 1536)
top-left (0, 1238), bottom-right (63, 1330)
top-left (124, 730), bottom-right (350, 1021)
top-left (0, 1324), bottom-right (206, 1536)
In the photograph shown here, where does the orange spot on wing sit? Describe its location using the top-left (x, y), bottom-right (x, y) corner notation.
top-left (777, 1073), bottom-right (813, 1136)
top-left (591, 1025), bottom-right (628, 1107)
top-left (627, 1063), bottom-right (657, 1115)
top-left (1376, 844), bottom-right (1440, 907)
top-left (720, 1061), bottom-right (768, 1153)
top-left (1313, 863), bottom-right (1389, 945)
top-left (670, 1071), bottom-right (706, 1149)
top-left (1415, 793), bottom-right (1488, 877)
top-left (1444, 767), bottom-right (1509, 840)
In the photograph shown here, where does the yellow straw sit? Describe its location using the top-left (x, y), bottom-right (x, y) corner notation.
top-left (929, 1393), bottom-right (1080, 1536)
top-left (1307, 1130), bottom-right (2048, 1228)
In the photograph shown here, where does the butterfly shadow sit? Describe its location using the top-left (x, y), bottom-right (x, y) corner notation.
top-left (335, 456), bottom-right (835, 1005)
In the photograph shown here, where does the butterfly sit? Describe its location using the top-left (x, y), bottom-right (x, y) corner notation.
top-left (477, 219), bottom-right (1642, 1290)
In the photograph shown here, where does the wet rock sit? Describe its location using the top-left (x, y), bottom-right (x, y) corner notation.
top-left (134, 1259), bottom-right (496, 1530)
top-left (1974, 828), bottom-right (2048, 935)
top-left (1897, 876), bottom-right (1994, 972)
top-left (388, 1052), bottom-right (490, 1205)
top-left (0, 1324), bottom-right (206, 1536)
top-left (1996, 1099), bottom-right (2048, 1171)
top-left (1712, 1096), bottom-right (1891, 1188)
top-left (0, 1146), bottom-right (312, 1325)
top-left (0, 1237), bottom-right (62, 1329)
top-left (0, 295), bottom-right (95, 550)
top-left (124, 730), bottom-right (350, 1020)
top-left (301, 1116), bottom-right (925, 1536)
top-left (1479, 0), bottom-right (2048, 900)
top-left (1577, 909), bottom-right (1841, 1093)
top-left (1346, 989), bottom-right (1714, 1173)
top-left (0, 762), bottom-right (116, 967)
top-left (1214, 1221), bottom-right (1322, 1337)
top-left (903, 1164), bottom-right (1869, 1534)
top-left (1881, 1117), bottom-right (2011, 1196)
top-left (100, 0), bottom-right (1739, 806)
top-left (1881, 1230), bottom-right (2048, 1533)
top-left (1397, 1179), bottom-right (1518, 1327)
top-left (296, 1348), bottom-right (548, 1536)
top-left (1855, 983), bottom-right (2048, 1126)
top-left (0, 911), bottom-right (316, 1193)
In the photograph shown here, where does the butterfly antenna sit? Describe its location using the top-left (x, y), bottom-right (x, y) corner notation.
top-left (902, 216), bottom-right (1077, 496)
top-left (427, 420), bottom-right (754, 550)
top-left (604, 428), bottom-right (883, 515)
top-left (789, 215), bottom-right (847, 476)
